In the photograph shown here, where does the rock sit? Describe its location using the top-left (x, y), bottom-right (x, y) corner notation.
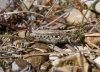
top-left (95, 1), bottom-right (100, 14)
top-left (40, 61), bottom-right (51, 71)
top-left (66, 9), bottom-right (96, 25)
top-left (0, 67), bottom-right (4, 72)
top-left (12, 59), bottom-right (30, 72)
top-left (80, 0), bottom-right (100, 14)
top-left (24, 51), bottom-right (49, 71)
top-left (94, 56), bottom-right (100, 65)
top-left (84, 36), bottom-right (100, 48)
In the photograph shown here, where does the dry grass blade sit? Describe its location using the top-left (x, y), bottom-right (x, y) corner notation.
top-left (84, 33), bottom-right (100, 37)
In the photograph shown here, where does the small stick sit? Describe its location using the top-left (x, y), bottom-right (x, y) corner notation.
top-left (40, 8), bottom-right (73, 29)
top-left (0, 2), bottom-right (12, 14)
top-left (38, 0), bottom-right (58, 25)
top-left (79, 51), bottom-right (84, 72)
top-left (65, 44), bottom-right (76, 52)
top-left (0, 37), bottom-right (9, 49)
top-left (20, 0), bottom-right (29, 10)
top-left (49, 45), bottom-right (68, 55)
top-left (84, 33), bottom-right (100, 37)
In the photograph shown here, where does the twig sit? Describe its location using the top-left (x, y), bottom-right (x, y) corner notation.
top-left (45, 8), bottom-right (73, 27)
top-left (39, 8), bottom-right (73, 29)
top-left (79, 51), bottom-right (84, 72)
top-left (0, 52), bottom-right (61, 58)
top-left (0, 37), bottom-right (9, 49)
top-left (65, 44), bottom-right (76, 52)
top-left (84, 33), bottom-right (100, 37)
top-left (20, 0), bottom-right (29, 10)
top-left (0, 2), bottom-right (12, 14)
top-left (38, 0), bottom-right (58, 25)
top-left (49, 45), bottom-right (68, 55)
top-left (0, 11), bottom-right (44, 18)
top-left (89, 19), bottom-right (99, 32)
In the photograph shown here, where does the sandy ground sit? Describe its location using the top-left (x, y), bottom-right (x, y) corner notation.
top-left (0, 0), bottom-right (8, 9)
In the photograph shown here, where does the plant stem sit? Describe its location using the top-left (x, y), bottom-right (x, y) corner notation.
top-left (80, 0), bottom-right (98, 35)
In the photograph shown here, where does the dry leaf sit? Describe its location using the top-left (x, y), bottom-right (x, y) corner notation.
top-left (18, 30), bottom-right (26, 38)
top-left (13, 39), bottom-right (21, 48)
top-left (84, 36), bottom-right (100, 48)
top-left (25, 51), bottom-right (49, 70)
top-left (58, 65), bottom-right (79, 72)
top-left (52, 54), bottom-right (77, 67)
